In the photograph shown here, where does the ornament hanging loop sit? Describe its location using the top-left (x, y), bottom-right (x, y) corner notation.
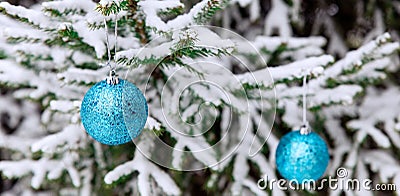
top-left (107, 70), bottom-right (119, 85)
top-left (300, 72), bottom-right (311, 135)
top-left (300, 123), bottom-right (310, 135)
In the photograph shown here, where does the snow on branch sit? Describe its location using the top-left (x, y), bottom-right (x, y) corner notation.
top-left (57, 67), bottom-right (107, 85)
top-left (0, 1), bottom-right (117, 59)
top-left (104, 133), bottom-right (180, 195)
top-left (96, 0), bottom-right (128, 16)
top-left (347, 86), bottom-right (400, 148)
top-left (362, 150), bottom-right (400, 191)
top-left (16, 71), bottom-right (83, 100)
top-left (144, 116), bottom-right (162, 131)
top-left (0, 132), bottom-right (36, 155)
top-left (0, 96), bottom-right (44, 154)
top-left (0, 152), bottom-right (81, 189)
top-left (237, 36), bottom-right (326, 57)
top-left (99, 0), bottom-right (125, 7)
top-left (69, 21), bottom-right (106, 58)
top-left (149, 104), bottom-right (219, 169)
top-left (4, 26), bottom-right (50, 42)
top-left (321, 33), bottom-right (395, 82)
top-left (219, 112), bottom-right (284, 195)
top-left (117, 41), bottom-right (173, 65)
top-left (0, 60), bottom-right (36, 85)
top-left (139, 0), bottom-right (224, 33)
top-left (138, 0), bottom-right (183, 32)
top-left (272, 34), bottom-right (398, 131)
top-left (117, 27), bottom-right (234, 68)
top-left (0, 2), bottom-right (54, 28)
top-left (0, 61), bottom-right (88, 101)
top-left (12, 43), bottom-right (71, 67)
top-left (278, 84), bottom-right (362, 129)
top-left (337, 57), bottom-right (392, 82)
top-left (309, 85), bottom-right (363, 108)
top-left (238, 55), bottom-right (333, 87)
top-left (42, 0), bottom-right (96, 16)
top-left (31, 124), bottom-right (86, 154)
top-left (322, 106), bottom-right (354, 174)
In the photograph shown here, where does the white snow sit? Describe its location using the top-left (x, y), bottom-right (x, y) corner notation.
top-left (99, 0), bottom-right (124, 7)
top-left (0, 2), bottom-right (54, 28)
top-left (0, 60), bottom-right (36, 85)
top-left (347, 86), bottom-right (400, 148)
top-left (117, 41), bottom-right (173, 62)
top-left (238, 55), bottom-right (333, 87)
top-left (50, 100), bottom-right (77, 112)
top-left (310, 85), bottom-right (363, 107)
top-left (42, 0), bottom-right (96, 14)
top-left (4, 27), bottom-right (49, 40)
top-left (237, 36), bottom-right (327, 55)
top-left (144, 116), bottom-right (161, 130)
top-left (0, 0), bottom-right (399, 194)
top-left (0, 153), bottom-right (81, 189)
top-left (139, 0), bottom-right (184, 32)
top-left (31, 124), bottom-right (86, 153)
top-left (104, 133), bottom-right (181, 195)
top-left (166, 0), bottom-right (207, 29)
top-left (73, 21), bottom-right (106, 58)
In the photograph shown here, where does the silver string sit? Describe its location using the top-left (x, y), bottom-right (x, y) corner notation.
top-left (103, 18), bottom-right (111, 67)
top-left (104, 14), bottom-right (119, 84)
top-left (114, 13), bottom-right (118, 64)
top-left (303, 73), bottom-right (307, 126)
top-left (300, 73), bottom-right (310, 135)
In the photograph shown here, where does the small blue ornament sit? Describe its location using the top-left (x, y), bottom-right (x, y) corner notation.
top-left (275, 130), bottom-right (329, 182)
top-left (80, 79), bottom-right (148, 145)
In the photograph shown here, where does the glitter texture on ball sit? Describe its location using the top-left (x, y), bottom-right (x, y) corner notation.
top-left (275, 130), bottom-right (329, 182)
top-left (80, 79), bottom-right (148, 145)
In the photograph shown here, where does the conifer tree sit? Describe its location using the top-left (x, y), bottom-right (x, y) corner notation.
top-left (0, 0), bottom-right (399, 195)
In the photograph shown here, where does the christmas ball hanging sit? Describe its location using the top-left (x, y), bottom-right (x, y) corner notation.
top-left (80, 78), bottom-right (148, 145)
top-left (275, 130), bottom-right (329, 182)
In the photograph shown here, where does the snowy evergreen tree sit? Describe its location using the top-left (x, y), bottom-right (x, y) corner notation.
top-left (0, 0), bottom-right (399, 195)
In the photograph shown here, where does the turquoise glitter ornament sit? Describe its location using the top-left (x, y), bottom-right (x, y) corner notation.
top-left (80, 78), bottom-right (148, 145)
top-left (275, 130), bottom-right (329, 182)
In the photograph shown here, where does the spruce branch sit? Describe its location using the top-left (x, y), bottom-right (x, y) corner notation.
top-left (117, 28), bottom-right (233, 76)
top-left (96, 0), bottom-right (129, 16)
top-left (194, 0), bottom-right (228, 24)
top-left (1, 0), bottom-right (400, 195)
top-left (43, 8), bottom-right (86, 18)
top-left (0, 3), bottom-right (46, 29)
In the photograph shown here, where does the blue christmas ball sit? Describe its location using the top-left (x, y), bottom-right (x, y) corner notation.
top-left (275, 130), bottom-right (329, 182)
top-left (80, 79), bottom-right (148, 145)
